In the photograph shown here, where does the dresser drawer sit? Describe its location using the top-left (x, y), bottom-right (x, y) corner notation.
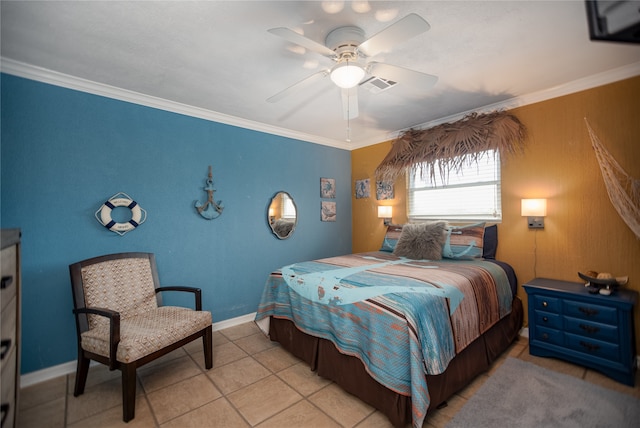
top-left (1, 245), bottom-right (17, 313)
top-left (0, 296), bottom-right (17, 373)
top-left (532, 295), bottom-right (561, 313)
top-left (565, 332), bottom-right (620, 362)
top-left (564, 316), bottom-right (619, 344)
top-left (564, 300), bottom-right (617, 325)
top-left (534, 310), bottom-right (562, 329)
top-left (533, 325), bottom-right (563, 346)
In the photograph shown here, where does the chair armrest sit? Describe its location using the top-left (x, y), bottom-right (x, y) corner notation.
top-left (155, 286), bottom-right (203, 311)
top-left (73, 307), bottom-right (120, 370)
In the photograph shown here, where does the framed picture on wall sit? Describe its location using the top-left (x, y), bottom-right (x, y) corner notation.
top-left (321, 201), bottom-right (336, 222)
top-left (376, 181), bottom-right (394, 200)
top-left (320, 177), bottom-right (336, 198)
top-left (355, 178), bottom-right (370, 199)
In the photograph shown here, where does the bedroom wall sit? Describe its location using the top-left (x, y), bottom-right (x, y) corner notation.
top-left (351, 75), bottom-right (640, 351)
top-left (0, 74), bottom-right (352, 374)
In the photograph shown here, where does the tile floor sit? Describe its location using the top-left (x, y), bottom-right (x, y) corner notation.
top-left (18, 322), bottom-right (640, 428)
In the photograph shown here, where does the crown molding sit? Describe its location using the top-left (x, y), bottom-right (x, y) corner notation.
top-left (0, 58), bottom-right (351, 150)
top-left (3, 58), bottom-right (639, 151)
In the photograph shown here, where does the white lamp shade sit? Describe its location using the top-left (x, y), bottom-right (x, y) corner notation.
top-left (330, 62), bottom-right (365, 89)
top-left (521, 199), bottom-right (547, 217)
top-left (377, 206), bottom-right (392, 218)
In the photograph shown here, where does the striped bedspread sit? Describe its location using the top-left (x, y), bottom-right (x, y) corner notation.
top-left (255, 251), bottom-right (513, 428)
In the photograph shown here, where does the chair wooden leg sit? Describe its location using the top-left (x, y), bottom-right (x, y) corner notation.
top-left (122, 363), bottom-right (136, 422)
top-left (203, 326), bottom-right (213, 369)
top-left (73, 353), bottom-right (90, 396)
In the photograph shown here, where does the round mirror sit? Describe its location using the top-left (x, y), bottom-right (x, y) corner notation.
top-left (268, 192), bottom-right (297, 239)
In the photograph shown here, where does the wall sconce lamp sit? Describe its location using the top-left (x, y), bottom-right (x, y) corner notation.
top-left (521, 199), bottom-right (547, 229)
top-left (378, 206), bottom-right (393, 226)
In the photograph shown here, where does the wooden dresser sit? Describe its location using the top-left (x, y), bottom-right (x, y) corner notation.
top-left (1, 229), bottom-right (21, 428)
top-left (524, 277), bottom-right (637, 386)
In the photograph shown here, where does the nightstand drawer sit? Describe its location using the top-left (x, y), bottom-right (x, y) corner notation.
top-left (565, 332), bottom-right (620, 362)
top-left (533, 325), bottom-right (563, 346)
top-left (534, 310), bottom-right (562, 329)
top-left (564, 316), bottom-right (618, 344)
top-left (564, 300), bottom-right (617, 325)
top-left (532, 295), bottom-right (561, 313)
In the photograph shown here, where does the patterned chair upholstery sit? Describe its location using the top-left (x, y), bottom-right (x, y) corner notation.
top-left (69, 252), bottom-right (213, 422)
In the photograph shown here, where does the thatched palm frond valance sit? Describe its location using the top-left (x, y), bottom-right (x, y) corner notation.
top-left (375, 111), bottom-right (527, 183)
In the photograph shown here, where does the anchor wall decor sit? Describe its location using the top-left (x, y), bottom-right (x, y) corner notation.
top-left (195, 165), bottom-right (224, 220)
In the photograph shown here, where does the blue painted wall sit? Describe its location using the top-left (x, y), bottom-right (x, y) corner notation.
top-left (0, 74), bottom-right (352, 374)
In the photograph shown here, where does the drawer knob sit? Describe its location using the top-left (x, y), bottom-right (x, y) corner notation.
top-left (1, 403), bottom-right (8, 427)
top-left (1, 275), bottom-right (13, 289)
top-left (542, 333), bottom-right (549, 340)
top-left (0, 339), bottom-right (11, 360)
top-left (579, 324), bottom-right (600, 334)
top-left (543, 316), bottom-right (549, 322)
top-left (579, 307), bottom-right (599, 317)
top-left (579, 340), bottom-right (601, 352)
top-left (542, 301), bottom-right (548, 307)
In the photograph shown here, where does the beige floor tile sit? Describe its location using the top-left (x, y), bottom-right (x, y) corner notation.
top-left (227, 375), bottom-right (302, 425)
top-left (141, 347), bottom-right (189, 370)
top-left (147, 373), bottom-right (222, 424)
top-left (256, 399), bottom-right (341, 428)
top-left (19, 375), bottom-right (67, 411)
top-left (67, 396), bottom-right (155, 428)
top-left (208, 356), bottom-right (271, 395)
top-left (211, 341), bottom-right (249, 368)
top-left (276, 362), bottom-right (332, 397)
top-left (138, 354), bottom-right (202, 393)
top-left (354, 410), bottom-right (396, 428)
top-left (182, 337), bottom-right (210, 356)
top-left (18, 397), bottom-right (66, 428)
top-left (66, 376), bottom-right (127, 424)
top-left (67, 363), bottom-right (121, 392)
top-left (219, 322), bottom-right (261, 341)
top-left (212, 330), bottom-right (230, 346)
top-left (252, 345), bottom-right (300, 373)
top-left (234, 332), bottom-right (279, 355)
top-left (160, 397), bottom-right (248, 428)
top-left (309, 383), bottom-right (375, 427)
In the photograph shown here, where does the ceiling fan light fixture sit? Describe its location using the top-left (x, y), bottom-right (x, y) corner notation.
top-left (330, 61), bottom-right (365, 89)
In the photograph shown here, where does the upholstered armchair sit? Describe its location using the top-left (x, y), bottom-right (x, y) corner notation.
top-left (69, 252), bottom-right (213, 422)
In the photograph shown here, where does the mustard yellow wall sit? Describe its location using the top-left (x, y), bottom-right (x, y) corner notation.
top-left (351, 76), bottom-right (640, 351)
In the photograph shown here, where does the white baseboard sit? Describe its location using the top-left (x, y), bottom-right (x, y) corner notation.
top-left (20, 312), bottom-right (258, 388)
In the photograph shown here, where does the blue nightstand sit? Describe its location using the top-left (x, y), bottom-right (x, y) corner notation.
top-left (524, 277), bottom-right (637, 386)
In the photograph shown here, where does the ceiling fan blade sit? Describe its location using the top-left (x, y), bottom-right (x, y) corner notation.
top-left (267, 70), bottom-right (330, 103)
top-left (358, 13), bottom-right (430, 57)
top-left (341, 88), bottom-right (359, 120)
top-left (367, 62), bottom-right (438, 91)
top-left (268, 27), bottom-right (336, 58)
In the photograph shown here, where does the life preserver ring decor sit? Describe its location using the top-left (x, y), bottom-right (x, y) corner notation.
top-left (95, 192), bottom-right (147, 236)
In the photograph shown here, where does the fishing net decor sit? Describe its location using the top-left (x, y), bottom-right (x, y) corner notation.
top-left (585, 118), bottom-right (640, 239)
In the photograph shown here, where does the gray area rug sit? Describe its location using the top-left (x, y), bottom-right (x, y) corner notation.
top-left (446, 357), bottom-right (640, 428)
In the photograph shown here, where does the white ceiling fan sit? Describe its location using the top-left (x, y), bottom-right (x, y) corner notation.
top-left (266, 13), bottom-right (439, 121)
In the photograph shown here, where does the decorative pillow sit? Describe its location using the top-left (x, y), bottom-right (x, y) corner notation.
top-left (443, 222), bottom-right (486, 260)
top-left (380, 224), bottom-right (403, 252)
top-left (482, 224), bottom-right (498, 259)
top-left (393, 221), bottom-right (448, 260)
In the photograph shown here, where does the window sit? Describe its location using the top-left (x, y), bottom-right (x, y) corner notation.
top-left (407, 150), bottom-right (501, 222)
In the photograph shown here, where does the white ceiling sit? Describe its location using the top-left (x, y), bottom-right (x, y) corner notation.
top-left (2, 1), bottom-right (640, 149)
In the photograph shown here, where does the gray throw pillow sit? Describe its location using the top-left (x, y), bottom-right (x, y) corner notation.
top-left (393, 221), bottom-right (448, 260)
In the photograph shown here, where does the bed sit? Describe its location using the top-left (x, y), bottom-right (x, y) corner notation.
top-left (255, 223), bottom-right (523, 428)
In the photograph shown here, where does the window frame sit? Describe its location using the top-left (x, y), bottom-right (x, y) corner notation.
top-left (406, 149), bottom-right (502, 222)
